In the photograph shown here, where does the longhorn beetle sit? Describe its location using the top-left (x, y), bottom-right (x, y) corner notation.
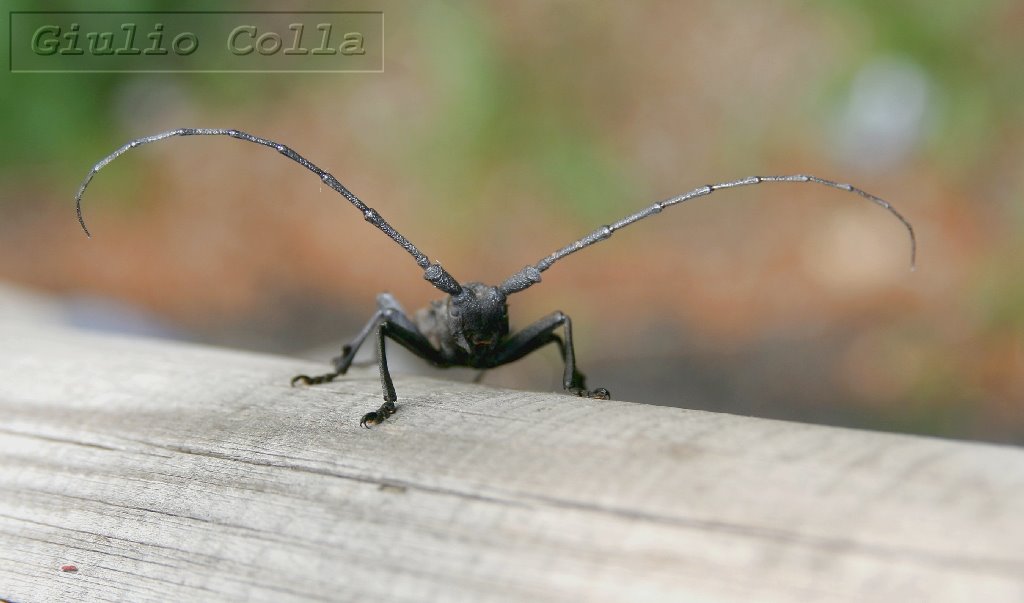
top-left (75, 128), bottom-right (917, 428)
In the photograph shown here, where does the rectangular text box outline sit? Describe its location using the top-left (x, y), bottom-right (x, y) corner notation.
top-left (9, 10), bottom-right (385, 73)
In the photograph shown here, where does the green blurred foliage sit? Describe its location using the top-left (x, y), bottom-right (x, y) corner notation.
top-left (824, 0), bottom-right (1024, 172)
top-left (400, 4), bottom-right (635, 221)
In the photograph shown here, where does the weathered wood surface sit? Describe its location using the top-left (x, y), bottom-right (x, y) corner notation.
top-left (1, 324), bottom-right (1022, 603)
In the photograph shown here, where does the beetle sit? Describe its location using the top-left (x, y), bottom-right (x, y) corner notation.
top-left (75, 128), bottom-right (916, 427)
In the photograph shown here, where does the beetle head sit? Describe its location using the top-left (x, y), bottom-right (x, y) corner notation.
top-left (448, 283), bottom-right (509, 354)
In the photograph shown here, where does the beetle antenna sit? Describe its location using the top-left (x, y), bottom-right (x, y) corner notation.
top-left (498, 174), bottom-right (916, 295)
top-left (75, 128), bottom-right (462, 295)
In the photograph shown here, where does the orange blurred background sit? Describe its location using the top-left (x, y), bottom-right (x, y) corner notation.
top-left (1, 2), bottom-right (1021, 443)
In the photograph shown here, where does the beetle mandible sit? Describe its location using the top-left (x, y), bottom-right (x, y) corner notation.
top-left (75, 128), bottom-right (916, 427)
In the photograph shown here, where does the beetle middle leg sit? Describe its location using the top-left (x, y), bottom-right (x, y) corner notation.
top-left (491, 311), bottom-right (610, 400)
top-left (291, 293), bottom-right (412, 385)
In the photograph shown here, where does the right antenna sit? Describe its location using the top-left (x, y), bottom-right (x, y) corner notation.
top-left (499, 174), bottom-right (916, 295)
top-left (74, 128), bottom-right (464, 296)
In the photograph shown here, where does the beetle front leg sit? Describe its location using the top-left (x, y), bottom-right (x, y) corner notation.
top-left (491, 311), bottom-right (610, 400)
top-left (292, 297), bottom-right (448, 427)
top-left (360, 308), bottom-right (450, 427)
top-left (360, 321), bottom-right (398, 428)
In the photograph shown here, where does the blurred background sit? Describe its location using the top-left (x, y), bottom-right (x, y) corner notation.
top-left (1, 1), bottom-right (1021, 444)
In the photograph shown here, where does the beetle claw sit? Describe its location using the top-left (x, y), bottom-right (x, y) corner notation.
top-left (360, 401), bottom-right (396, 428)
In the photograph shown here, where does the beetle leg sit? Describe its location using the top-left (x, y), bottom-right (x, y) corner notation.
top-left (359, 311), bottom-right (450, 428)
top-left (290, 309), bottom-right (386, 386)
top-left (290, 293), bottom-right (420, 385)
top-left (491, 311), bottom-right (610, 400)
top-left (291, 297), bottom-right (448, 427)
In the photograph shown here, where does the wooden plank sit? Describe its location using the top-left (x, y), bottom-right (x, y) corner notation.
top-left (1, 324), bottom-right (1022, 602)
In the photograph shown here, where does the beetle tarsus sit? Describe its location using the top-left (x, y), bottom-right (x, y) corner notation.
top-left (291, 372), bottom-right (340, 387)
top-left (360, 401), bottom-right (396, 428)
top-left (569, 386), bottom-right (611, 400)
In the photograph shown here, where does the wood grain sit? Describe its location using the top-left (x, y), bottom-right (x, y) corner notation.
top-left (1, 324), bottom-right (1022, 602)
